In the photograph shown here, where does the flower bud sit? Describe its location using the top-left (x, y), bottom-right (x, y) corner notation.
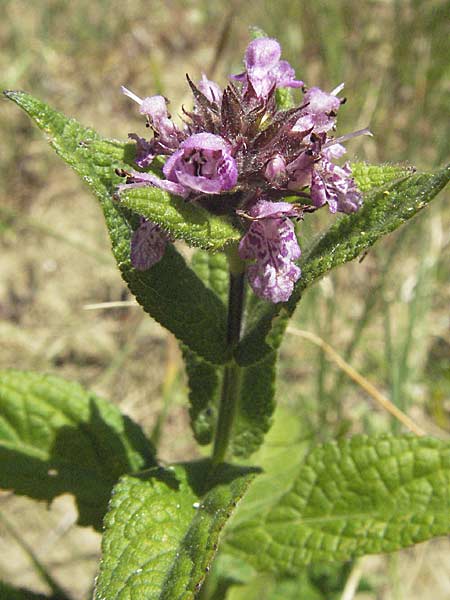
top-left (265, 154), bottom-right (287, 185)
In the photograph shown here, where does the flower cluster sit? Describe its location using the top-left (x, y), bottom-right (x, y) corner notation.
top-left (119, 37), bottom-right (368, 303)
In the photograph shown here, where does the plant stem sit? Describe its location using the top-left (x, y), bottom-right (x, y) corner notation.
top-left (211, 270), bottom-right (245, 465)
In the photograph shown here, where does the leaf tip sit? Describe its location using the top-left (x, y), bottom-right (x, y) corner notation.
top-left (3, 89), bottom-right (25, 103)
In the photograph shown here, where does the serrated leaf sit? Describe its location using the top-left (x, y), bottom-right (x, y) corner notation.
top-left (94, 461), bottom-right (256, 600)
top-left (299, 164), bottom-right (449, 291)
top-left (351, 162), bottom-right (415, 192)
top-left (182, 346), bottom-right (221, 446)
top-left (235, 164), bottom-right (450, 366)
top-left (231, 351), bottom-right (277, 458)
top-left (225, 435), bottom-right (450, 572)
top-left (181, 251), bottom-right (228, 445)
top-left (191, 250), bottom-right (229, 304)
top-left (0, 370), bottom-right (155, 530)
top-left (4, 91), bottom-right (229, 365)
top-left (120, 188), bottom-right (241, 251)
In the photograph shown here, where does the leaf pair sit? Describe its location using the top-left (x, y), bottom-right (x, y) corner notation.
top-left (1, 371), bottom-right (450, 599)
top-left (186, 251), bottom-right (277, 458)
top-left (7, 91), bottom-right (449, 374)
top-left (5, 91), bottom-right (449, 460)
top-left (0, 370), bottom-right (255, 599)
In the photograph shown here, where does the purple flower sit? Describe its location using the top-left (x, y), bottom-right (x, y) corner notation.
top-left (232, 37), bottom-right (303, 99)
top-left (131, 218), bottom-right (168, 270)
top-left (239, 200), bottom-right (301, 303)
top-left (310, 158), bottom-right (362, 213)
top-left (120, 36), bottom-right (368, 296)
top-left (198, 74), bottom-right (223, 105)
top-left (294, 84), bottom-right (344, 134)
top-left (127, 134), bottom-right (154, 169)
top-left (265, 154), bottom-right (287, 186)
top-left (164, 133), bottom-right (238, 194)
top-left (122, 87), bottom-right (179, 153)
top-left (119, 132), bottom-right (238, 198)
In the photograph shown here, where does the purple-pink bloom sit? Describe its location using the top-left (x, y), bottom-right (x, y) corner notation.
top-left (162, 132), bottom-right (238, 195)
top-left (131, 218), bottom-right (168, 270)
top-left (120, 36), bottom-right (367, 296)
top-left (265, 154), bottom-right (287, 186)
top-left (122, 87), bottom-right (179, 151)
top-left (294, 85), bottom-right (343, 134)
top-left (119, 132), bottom-right (238, 198)
top-left (198, 74), bottom-right (223, 105)
top-left (310, 158), bottom-right (362, 214)
top-left (127, 134), bottom-right (154, 169)
top-left (232, 37), bottom-right (303, 99)
top-left (239, 200), bottom-right (301, 303)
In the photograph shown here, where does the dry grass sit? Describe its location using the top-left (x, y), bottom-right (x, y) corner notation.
top-left (1, 1), bottom-right (449, 598)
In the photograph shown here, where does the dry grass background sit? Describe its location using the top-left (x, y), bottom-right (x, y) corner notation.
top-left (0, 1), bottom-right (449, 598)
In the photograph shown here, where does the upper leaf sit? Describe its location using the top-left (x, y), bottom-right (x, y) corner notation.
top-left (94, 461), bottom-right (256, 600)
top-left (224, 435), bottom-right (450, 572)
top-left (4, 90), bottom-right (229, 364)
top-left (182, 251), bottom-right (229, 445)
top-left (0, 370), bottom-right (155, 530)
top-left (182, 346), bottom-right (221, 446)
top-left (120, 188), bottom-right (241, 251)
top-left (191, 250), bottom-right (229, 304)
top-left (235, 164), bottom-right (450, 366)
top-left (351, 162), bottom-right (415, 192)
top-left (231, 351), bottom-right (277, 458)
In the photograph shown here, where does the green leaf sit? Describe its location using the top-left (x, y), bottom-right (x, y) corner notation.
top-left (120, 188), bottom-right (241, 251)
top-left (94, 461), bottom-right (256, 600)
top-left (299, 164), bottom-right (449, 291)
top-left (351, 162), bottom-right (415, 192)
top-left (235, 164), bottom-right (450, 366)
top-left (225, 435), bottom-right (450, 572)
top-left (182, 346), bottom-right (221, 446)
top-left (191, 250), bottom-right (229, 304)
top-left (0, 370), bottom-right (155, 530)
top-left (4, 90), bottom-right (229, 365)
top-left (181, 251), bottom-right (228, 445)
top-left (231, 351), bottom-right (277, 458)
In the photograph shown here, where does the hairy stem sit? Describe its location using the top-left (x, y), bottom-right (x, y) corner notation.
top-left (211, 270), bottom-right (245, 465)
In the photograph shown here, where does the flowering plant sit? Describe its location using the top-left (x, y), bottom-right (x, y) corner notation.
top-left (1, 34), bottom-right (449, 600)
top-left (119, 36), bottom-right (368, 303)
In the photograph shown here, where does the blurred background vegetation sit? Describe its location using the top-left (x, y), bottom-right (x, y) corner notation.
top-left (0, 1), bottom-right (449, 598)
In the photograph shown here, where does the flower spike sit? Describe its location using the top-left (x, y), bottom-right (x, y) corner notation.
top-left (120, 35), bottom-right (367, 302)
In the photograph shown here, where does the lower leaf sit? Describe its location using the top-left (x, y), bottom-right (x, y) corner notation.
top-left (95, 462), bottom-right (257, 600)
top-left (0, 370), bottom-right (155, 530)
top-left (224, 435), bottom-right (450, 573)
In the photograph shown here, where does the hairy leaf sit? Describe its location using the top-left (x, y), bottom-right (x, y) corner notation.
top-left (182, 346), bottom-right (221, 446)
top-left (231, 351), bottom-right (277, 458)
top-left (351, 162), bottom-right (415, 192)
top-left (235, 164), bottom-right (450, 366)
top-left (4, 90), bottom-right (229, 364)
top-left (181, 251), bottom-right (228, 445)
top-left (0, 370), bottom-right (154, 530)
top-left (120, 188), bottom-right (241, 251)
top-left (225, 435), bottom-right (450, 572)
top-left (191, 250), bottom-right (229, 304)
top-left (95, 462), bottom-right (256, 600)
